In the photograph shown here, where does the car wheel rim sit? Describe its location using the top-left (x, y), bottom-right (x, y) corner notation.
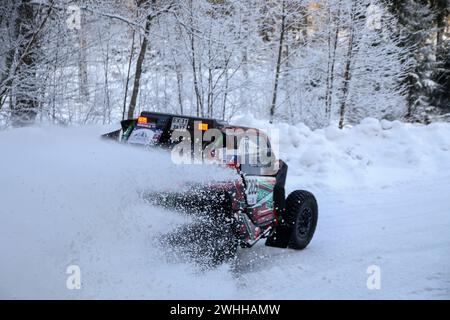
top-left (297, 207), bottom-right (312, 237)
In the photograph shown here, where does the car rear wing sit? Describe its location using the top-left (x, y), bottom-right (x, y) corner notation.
top-left (139, 111), bottom-right (227, 133)
top-left (101, 111), bottom-right (228, 143)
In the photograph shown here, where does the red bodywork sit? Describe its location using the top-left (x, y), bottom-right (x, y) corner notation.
top-left (213, 176), bottom-right (279, 247)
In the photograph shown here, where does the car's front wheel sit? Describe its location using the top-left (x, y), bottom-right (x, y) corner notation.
top-left (284, 190), bottom-right (318, 249)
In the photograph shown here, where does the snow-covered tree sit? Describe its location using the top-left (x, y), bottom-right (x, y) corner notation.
top-left (386, 0), bottom-right (442, 121)
top-left (338, 0), bottom-right (411, 127)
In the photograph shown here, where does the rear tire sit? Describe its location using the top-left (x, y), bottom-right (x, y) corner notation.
top-left (284, 190), bottom-right (318, 249)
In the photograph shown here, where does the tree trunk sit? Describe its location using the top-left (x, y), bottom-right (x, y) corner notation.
top-left (207, 48), bottom-right (213, 117)
top-left (122, 29), bottom-right (136, 120)
top-left (185, 0), bottom-right (201, 116)
top-left (222, 56), bottom-right (230, 120)
top-left (127, 15), bottom-right (152, 119)
top-left (191, 37), bottom-right (201, 116)
top-left (0, 3), bottom-right (20, 110)
top-left (12, 0), bottom-right (37, 126)
top-left (269, 0), bottom-right (286, 122)
top-left (338, 8), bottom-right (355, 129)
top-left (325, 1), bottom-right (341, 123)
top-left (175, 59), bottom-right (184, 115)
top-left (78, 10), bottom-right (89, 101)
top-left (103, 41), bottom-right (111, 124)
top-left (240, 47), bottom-right (249, 111)
top-left (126, 0), bottom-right (173, 119)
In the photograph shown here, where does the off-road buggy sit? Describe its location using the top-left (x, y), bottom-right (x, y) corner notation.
top-left (103, 111), bottom-right (318, 264)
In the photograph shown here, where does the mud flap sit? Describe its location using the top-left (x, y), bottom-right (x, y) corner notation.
top-left (265, 225), bottom-right (292, 248)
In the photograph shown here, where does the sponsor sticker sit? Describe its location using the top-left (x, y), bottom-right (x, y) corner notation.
top-left (171, 117), bottom-right (189, 131)
top-left (128, 128), bottom-right (162, 145)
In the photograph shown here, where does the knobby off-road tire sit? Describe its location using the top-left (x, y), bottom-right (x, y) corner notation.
top-left (284, 190), bottom-right (318, 249)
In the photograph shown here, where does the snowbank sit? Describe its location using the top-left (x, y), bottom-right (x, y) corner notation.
top-left (233, 115), bottom-right (450, 190)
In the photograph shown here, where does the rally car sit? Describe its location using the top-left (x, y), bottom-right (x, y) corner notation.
top-left (103, 111), bottom-right (318, 264)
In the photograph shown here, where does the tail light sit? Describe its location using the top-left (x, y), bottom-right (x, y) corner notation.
top-left (137, 116), bottom-right (148, 125)
top-left (198, 122), bottom-right (209, 131)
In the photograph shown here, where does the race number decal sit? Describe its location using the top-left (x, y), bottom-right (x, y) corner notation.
top-left (246, 178), bottom-right (258, 205)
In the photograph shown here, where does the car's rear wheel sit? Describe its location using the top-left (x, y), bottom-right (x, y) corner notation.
top-left (284, 190), bottom-right (318, 249)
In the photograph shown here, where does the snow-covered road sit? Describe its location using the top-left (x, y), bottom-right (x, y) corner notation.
top-left (0, 120), bottom-right (449, 299)
top-left (234, 176), bottom-right (450, 299)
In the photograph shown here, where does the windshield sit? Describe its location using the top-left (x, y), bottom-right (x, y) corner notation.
top-left (206, 129), bottom-right (279, 176)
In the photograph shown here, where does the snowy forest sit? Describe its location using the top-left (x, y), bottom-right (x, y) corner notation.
top-left (0, 0), bottom-right (449, 129)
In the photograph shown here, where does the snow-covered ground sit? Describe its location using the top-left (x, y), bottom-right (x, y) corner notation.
top-left (0, 119), bottom-right (449, 299)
